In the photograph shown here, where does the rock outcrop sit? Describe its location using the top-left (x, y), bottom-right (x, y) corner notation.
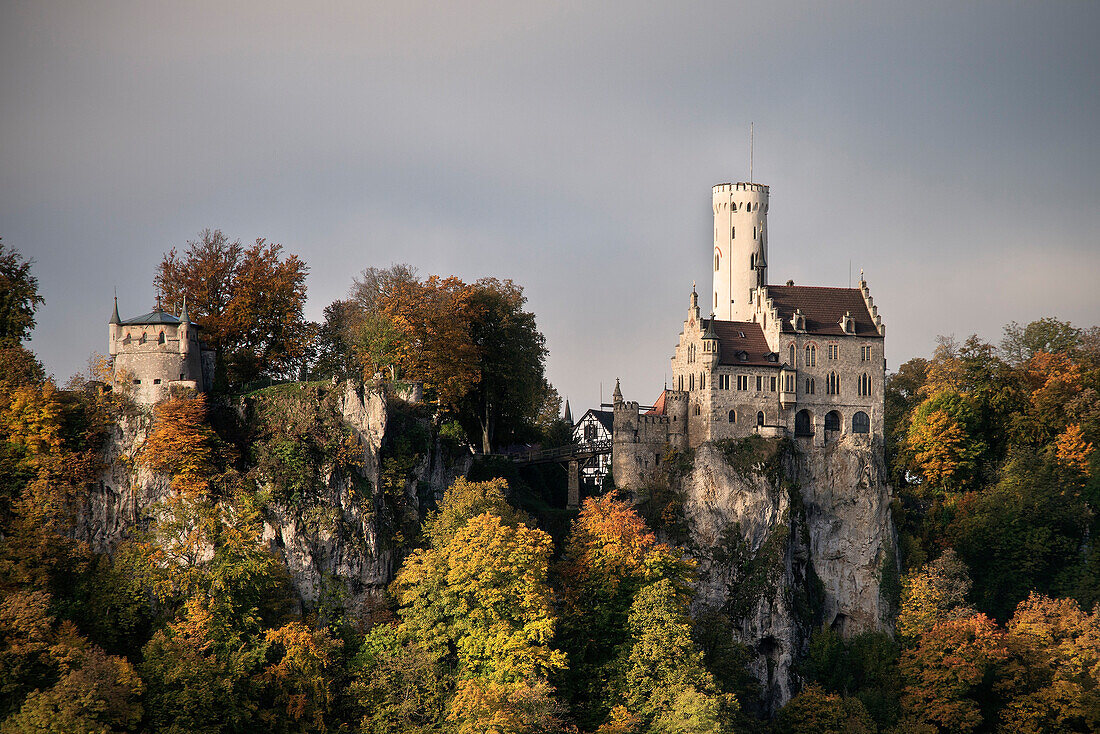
top-left (680, 434), bottom-right (896, 714)
top-left (82, 380), bottom-right (470, 622)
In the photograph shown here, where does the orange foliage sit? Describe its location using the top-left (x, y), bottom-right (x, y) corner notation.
top-left (1055, 423), bottom-right (1093, 477)
top-left (380, 275), bottom-right (481, 409)
top-left (900, 614), bottom-right (1008, 733)
top-left (561, 494), bottom-right (693, 600)
top-left (910, 409), bottom-right (968, 490)
top-left (141, 393), bottom-right (226, 496)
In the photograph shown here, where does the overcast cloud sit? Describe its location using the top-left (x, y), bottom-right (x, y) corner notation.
top-left (2, 1), bottom-right (1098, 412)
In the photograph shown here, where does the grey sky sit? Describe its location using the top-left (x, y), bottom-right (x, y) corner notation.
top-left (3, 1), bottom-right (1098, 413)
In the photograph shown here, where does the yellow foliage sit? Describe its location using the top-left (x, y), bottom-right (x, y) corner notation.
top-left (910, 409), bottom-right (967, 490)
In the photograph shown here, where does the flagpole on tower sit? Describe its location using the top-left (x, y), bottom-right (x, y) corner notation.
top-left (750, 122), bottom-right (754, 184)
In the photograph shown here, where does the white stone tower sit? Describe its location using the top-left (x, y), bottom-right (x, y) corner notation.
top-left (712, 182), bottom-right (769, 321)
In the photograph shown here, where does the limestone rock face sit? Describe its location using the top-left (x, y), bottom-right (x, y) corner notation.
top-left (83, 381), bottom-right (470, 621)
top-left (79, 412), bottom-right (167, 551)
top-left (680, 436), bottom-right (895, 714)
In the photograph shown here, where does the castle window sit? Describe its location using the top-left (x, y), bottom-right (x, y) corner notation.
top-left (714, 292), bottom-right (718, 308)
top-left (770, 376), bottom-right (777, 392)
top-left (795, 409), bottom-right (812, 436)
top-left (700, 373), bottom-right (706, 390)
top-left (805, 345), bottom-right (816, 366)
top-left (852, 411), bottom-right (870, 434)
top-left (728, 409), bottom-right (736, 423)
top-left (737, 375), bottom-right (748, 391)
top-left (828, 344), bottom-right (839, 360)
top-left (731, 226), bottom-right (735, 238)
top-left (825, 410), bottom-right (841, 432)
top-left (158, 331), bottom-right (165, 344)
top-left (860, 345), bottom-right (871, 361)
top-left (806, 377), bottom-right (815, 395)
top-left (718, 374), bottom-right (730, 390)
top-left (693, 404), bottom-right (701, 416)
top-left (753, 226), bottom-right (757, 239)
top-left (756, 376), bottom-right (762, 391)
top-left (153, 379), bottom-right (161, 384)
top-left (789, 344), bottom-right (795, 365)
top-left (784, 373), bottom-right (795, 392)
top-left (689, 374), bottom-right (694, 391)
top-left (858, 373), bottom-right (872, 396)
top-left (133, 379), bottom-right (141, 384)
top-left (827, 372), bottom-right (840, 395)
top-left (750, 253), bottom-right (755, 269)
top-left (757, 411), bottom-right (765, 427)
top-left (715, 253), bottom-right (720, 271)
top-left (140, 332), bottom-right (147, 344)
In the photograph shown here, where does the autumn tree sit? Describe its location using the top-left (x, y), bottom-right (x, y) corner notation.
top-left (155, 229), bottom-right (311, 386)
top-left (391, 478), bottom-right (566, 732)
top-left (0, 240), bottom-right (44, 347)
top-left (997, 593), bottom-right (1100, 733)
top-left (140, 393), bottom-right (228, 497)
top-left (556, 494), bottom-right (695, 729)
top-left (897, 550), bottom-right (976, 639)
top-left (898, 614), bottom-right (1008, 733)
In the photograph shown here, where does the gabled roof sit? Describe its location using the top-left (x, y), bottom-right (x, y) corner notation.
top-left (576, 408), bottom-right (614, 433)
top-left (704, 319), bottom-right (779, 367)
top-left (766, 285), bottom-right (881, 338)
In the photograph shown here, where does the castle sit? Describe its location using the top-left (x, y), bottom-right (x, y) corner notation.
top-left (613, 181), bottom-right (886, 488)
top-left (108, 296), bottom-right (214, 404)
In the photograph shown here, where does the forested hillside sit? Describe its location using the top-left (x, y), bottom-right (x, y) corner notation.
top-left (0, 236), bottom-right (1098, 733)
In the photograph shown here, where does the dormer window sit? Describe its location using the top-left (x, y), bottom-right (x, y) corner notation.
top-left (840, 311), bottom-right (854, 333)
top-left (737, 351), bottom-right (748, 362)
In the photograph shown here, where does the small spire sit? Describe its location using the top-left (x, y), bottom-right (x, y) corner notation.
top-left (563, 398), bottom-right (573, 425)
top-left (180, 295), bottom-right (189, 322)
top-left (702, 313), bottom-right (719, 340)
top-left (612, 378), bottom-right (623, 403)
top-left (110, 292), bottom-right (121, 325)
top-left (155, 291), bottom-right (163, 312)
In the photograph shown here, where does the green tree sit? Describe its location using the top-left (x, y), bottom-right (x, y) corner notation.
top-left (618, 579), bottom-right (729, 733)
top-left (458, 278), bottom-right (547, 453)
top-left (1001, 317), bottom-right (1081, 366)
top-left (0, 241), bottom-right (44, 347)
top-left (773, 683), bottom-right (874, 734)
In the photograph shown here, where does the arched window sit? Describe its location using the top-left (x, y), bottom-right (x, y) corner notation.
top-left (693, 404), bottom-right (701, 416)
top-left (756, 411), bottom-right (765, 427)
top-left (806, 377), bottom-right (815, 395)
top-left (827, 372), bottom-right (840, 395)
top-left (795, 409), bottom-right (812, 436)
top-left (157, 331), bottom-right (166, 344)
top-left (728, 409), bottom-right (736, 423)
top-left (139, 332), bottom-right (147, 344)
top-left (852, 411), bottom-right (870, 434)
top-left (789, 344), bottom-right (795, 365)
top-left (805, 344), bottom-right (816, 367)
top-left (825, 410), bottom-right (841, 432)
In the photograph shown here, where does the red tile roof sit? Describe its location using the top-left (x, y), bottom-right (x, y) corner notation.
top-left (765, 285), bottom-right (881, 338)
top-left (707, 320), bottom-right (779, 367)
top-left (646, 390), bottom-right (667, 415)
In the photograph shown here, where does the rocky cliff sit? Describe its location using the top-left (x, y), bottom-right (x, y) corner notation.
top-left (679, 434), bottom-right (896, 714)
top-left (80, 380), bottom-right (470, 621)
